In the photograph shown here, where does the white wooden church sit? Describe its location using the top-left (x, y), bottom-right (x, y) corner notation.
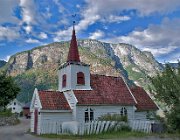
top-left (30, 26), bottom-right (158, 134)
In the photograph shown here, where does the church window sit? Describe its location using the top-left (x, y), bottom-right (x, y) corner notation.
top-left (62, 74), bottom-right (66, 87)
top-left (77, 72), bottom-right (85, 85)
top-left (120, 107), bottom-right (127, 116)
top-left (84, 108), bottom-right (94, 122)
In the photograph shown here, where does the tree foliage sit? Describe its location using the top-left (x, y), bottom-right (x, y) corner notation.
top-left (149, 63), bottom-right (180, 132)
top-left (0, 72), bottom-right (20, 110)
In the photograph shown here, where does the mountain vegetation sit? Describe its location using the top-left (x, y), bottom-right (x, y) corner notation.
top-left (149, 63), bottom-right (180, 132)
top-left (0, 39), bottom-right (163, 103)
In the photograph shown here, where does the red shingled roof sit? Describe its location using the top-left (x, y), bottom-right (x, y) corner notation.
top-left (130, 86), bottom-right (158, 111)
top-left (67, 28), bottom-right (80, 62)
top-left (74, 74), bottom-right (136, 105)
top-left (38, 91), bottom-right (71, 110)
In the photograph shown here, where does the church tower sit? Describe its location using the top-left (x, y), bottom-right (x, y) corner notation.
top-left (58, 24), bottom-right (91, 92)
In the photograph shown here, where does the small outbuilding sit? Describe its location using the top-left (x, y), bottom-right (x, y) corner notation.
top-left (23, 102), bottom-right (31, 118)
top-left (7, 98), bottom-right (24, 114)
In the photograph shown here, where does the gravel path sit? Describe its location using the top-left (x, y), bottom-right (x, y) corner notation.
top-left (0, 118), bottom-right (47, 140)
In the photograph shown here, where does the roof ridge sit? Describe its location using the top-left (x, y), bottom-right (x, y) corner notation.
top-left (91, 74), bottom-right (122, 79)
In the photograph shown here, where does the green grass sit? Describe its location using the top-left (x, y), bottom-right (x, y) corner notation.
top-left (39, 131), bottom-right (147, 140)
top-left (152, 132), bottom-right (180, 139)
top-left (0, 109), bottom-right (12, 117)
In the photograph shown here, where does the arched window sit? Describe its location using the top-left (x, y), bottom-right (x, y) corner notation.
top-left (120, 107), bottom-right (127, 116)
top-left (62, 74), bottom-right (66, 87)
top-left (77, 72), bottom-right (85, 85)
top-left (85, 108), bottom-right (94, 122)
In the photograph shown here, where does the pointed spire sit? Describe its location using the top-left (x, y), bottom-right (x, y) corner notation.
top-left (67, 21), bottom-right (80, 62)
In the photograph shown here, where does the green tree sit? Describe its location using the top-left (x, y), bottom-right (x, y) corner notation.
top-left (149, 63), bottom-right (180, 132)
top-left (0, 73), bottom-right (20, 110)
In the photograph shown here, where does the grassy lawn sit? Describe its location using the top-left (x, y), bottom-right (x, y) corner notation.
top-left (39, 131), bottom-right (148, 139)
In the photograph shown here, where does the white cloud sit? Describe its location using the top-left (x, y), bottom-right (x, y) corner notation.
top-left (54, 0), bottom-right (180, 41)
top-left (0, 0), bottom-right (19, 23)
top-left (53, 28), bottom-right (72, 41)
top-left (167, 55), bottom-right (180, 63)
top-left (86, 0), bottom-right (180, 16)
top-left (20, 0), bottom-right (36, 33)
top-left (23, 25), bottom-right (32, 34)
top-left (0, 27), bottom-right (19, 41)
top-left (107, 15), bottom-right (130, 23)
top-left (39, 32), bottom-right (48, 39)
top-left (106, 18), bottom-right (180, 57)
top-left (3, 55), bottom-right (11, 62)
top-left (20, 0), bottom-right (36, 24)
top-left (53, 1), bottom-right (101, 41)
top-left (26, 38), bottom-right (40, 43)
top-left (89, 30), bottom-right (104, 39)
top-left (142, 46), bottom-right (178, 56)
top-left (53, 0), bottom-right (65, 14)
top-left (76, 4), bottom-right (80, 8)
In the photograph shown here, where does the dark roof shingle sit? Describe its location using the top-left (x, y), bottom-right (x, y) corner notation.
top-left (130, 86), bottom-right (158, 111)
top-left (74, 74), bottom-right (136, 105)
top-left (38, 91), bottom-right (71, 110)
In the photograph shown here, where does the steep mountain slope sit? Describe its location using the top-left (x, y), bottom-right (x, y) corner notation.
top-left (0, 60), bottom-right (7, 68)
top-left (1, 39), bottom-right (163, 102)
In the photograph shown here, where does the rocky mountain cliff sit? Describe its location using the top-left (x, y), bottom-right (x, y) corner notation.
top-left (2, 39), bottom-right (163, 102)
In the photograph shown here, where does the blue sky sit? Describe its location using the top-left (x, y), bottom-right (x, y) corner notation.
top-left (0, 0), bottom-right (180, 63)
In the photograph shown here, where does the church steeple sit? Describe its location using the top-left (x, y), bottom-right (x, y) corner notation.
top-left (67, 22), bottom-right (80, 62)
top-left (58, 20), bottom-right (91, 92)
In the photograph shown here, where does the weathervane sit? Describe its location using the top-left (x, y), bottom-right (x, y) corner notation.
top-left (72, 14), bottom-right (76, 30)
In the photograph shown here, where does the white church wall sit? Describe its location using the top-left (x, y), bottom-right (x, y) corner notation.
top-left (134, 111), bottom-right (156, 120)
top-left (40, 112), bottom-right (72, 124)
top-left (134, 111), bottom-right (148, 120)
top-left (76, 105), bottom-right (135, 123)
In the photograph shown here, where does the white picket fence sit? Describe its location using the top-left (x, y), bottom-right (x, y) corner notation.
top-left (41, 121), bottom-right (62, 134)
top-left (78, 121), bottom-right (119, 135)
top-left (129, 120), bottom-right (153, 133)
top-left (40, 120), bottom-right (153, 135)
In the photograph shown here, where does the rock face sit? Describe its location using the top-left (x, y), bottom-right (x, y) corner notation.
top-left (2, 39), bottom-right (163, 102)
